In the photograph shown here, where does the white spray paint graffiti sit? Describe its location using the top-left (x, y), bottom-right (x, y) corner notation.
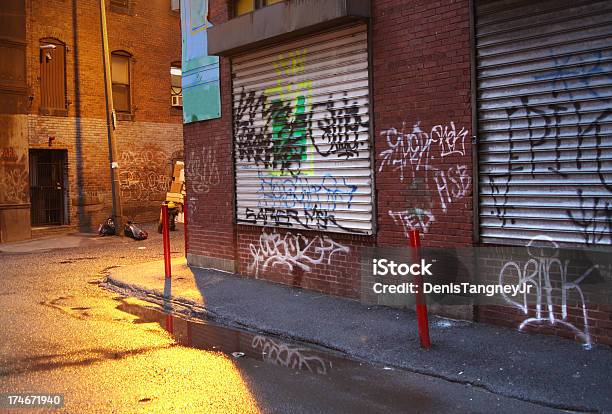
top-left (248, 229), bottom-right (349, 276)
top-left (388, 208), bottom-right (436, 236)
top-left (498, 235), bottom-right (598, 349)
top-left (187, 196), bottom-right (197, 221)
top-left (252, 335), bottom-right (330, 374)
top-left (434, 164), bottom-right (472, 213)
top-left (0, 155), bottom-right (29, 204)
top-left (379, 120), bottom-right (471, 235)
top-left (187, 147), bottom-right (220, 194)
top-left (118, 149), bottom-right (172, 201)
top-left (379, 120), bottom-right (468, 183)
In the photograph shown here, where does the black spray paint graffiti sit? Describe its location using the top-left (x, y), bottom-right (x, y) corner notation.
top-left (485, 93), bottom-right (612, 243)
top-left (234, 90), bottom-right (274, 169)
top-left (567, 190), bottom-right (612, 245)
top-left (241, 205), bottom-right (360, 233)
top-left (486, 47), bottom-right (612, 244)
top-left (309, 93), bottom-right (369, 159)
top-left (234, 89), bottom-right (309, 176)
top-left (234, 89), bottom-right (371, 176)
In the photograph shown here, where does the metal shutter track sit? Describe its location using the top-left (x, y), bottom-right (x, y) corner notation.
top-left (476, 0), bottom-right (612, 245)
top-left (232, 24), bottom-right (373, 234)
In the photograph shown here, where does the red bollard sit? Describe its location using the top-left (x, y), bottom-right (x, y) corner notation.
top-left (162, 203), bottom-right (172, 279)
top-left (409, 230), bottom-right (431, 349)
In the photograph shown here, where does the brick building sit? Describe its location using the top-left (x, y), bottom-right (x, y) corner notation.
top-left (0, 0), bottom-right (183, 241)
top-left (191, 0), bottom-right (611, 346)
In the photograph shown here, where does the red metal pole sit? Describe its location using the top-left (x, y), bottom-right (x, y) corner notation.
top-left (162, 203), bottom-right (171, 279)
top-left (409, 229), bottom-right (431, 349)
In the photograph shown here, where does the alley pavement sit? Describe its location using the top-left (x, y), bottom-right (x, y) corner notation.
top-left (107, 256), bottom-right (612, 413)
top-left (0, 225), bottom-right (601, 413)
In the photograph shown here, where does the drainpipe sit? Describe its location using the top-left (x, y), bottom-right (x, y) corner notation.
top-left (99, 0), bottom-right (124, 232)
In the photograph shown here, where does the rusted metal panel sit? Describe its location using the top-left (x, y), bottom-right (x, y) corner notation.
top-left (232, 24), bottom-right (373, 234)
top-left (0, 0), bottom-right (26, 41)
top-left (40, 40), bottom-right (67, 112)
top-left (0, 0), bottom-right (27, 114)
top-left (476, 0), bottom-right (612, 246)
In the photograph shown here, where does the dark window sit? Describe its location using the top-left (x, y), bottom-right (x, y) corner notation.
top-left (111, 52), bottom-right (131, 113)
top-left (110, 0), bottom-right (129, 7)
top-left (234, 0), bottom-right (283, 16)
top-left (171, 63), bottom-right (182, 107)
top-left (39, 39), bottom-right (66, 113)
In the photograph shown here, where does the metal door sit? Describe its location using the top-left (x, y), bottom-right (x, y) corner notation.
top-left (232, 24), bottom-right (374, 235)
top-left (475, 0), bottom-right (612, 246)
top-left (29, 150), bottom-right (66, 226)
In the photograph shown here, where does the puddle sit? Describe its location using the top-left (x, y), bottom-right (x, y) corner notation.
top-left (116, 300), bottom-right (339, 375)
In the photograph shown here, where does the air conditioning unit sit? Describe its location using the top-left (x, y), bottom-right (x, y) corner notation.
top-left (171, 95), bottom-right (183, 107)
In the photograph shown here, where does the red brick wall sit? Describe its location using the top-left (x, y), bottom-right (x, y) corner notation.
top-left (186, 0), bottom-right (474, 284)
top-left (183, 0), bottom-right (236, 267)
top-left (237, 225), bottom-right (374, 298)
top-left (184, 0), bottom-right (612, 347)
top-left (25, 0), bottom-right (183, 229)
top-left (372, 0), bottom-right (473, 249)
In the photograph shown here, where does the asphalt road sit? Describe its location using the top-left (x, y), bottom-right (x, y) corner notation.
top-left (0, 225), bottom-right (567, 413)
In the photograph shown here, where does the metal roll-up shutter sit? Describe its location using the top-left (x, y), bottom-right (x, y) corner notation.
top-left (476, 0), bottom-right (612, 246)
top-left (232, 24), bottom-right (373, 235)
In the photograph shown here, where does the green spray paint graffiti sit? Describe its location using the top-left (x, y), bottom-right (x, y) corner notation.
top-left (266, 49), bottom-right (312, 176)
top-left (269, 95), bottom-right (308, 176)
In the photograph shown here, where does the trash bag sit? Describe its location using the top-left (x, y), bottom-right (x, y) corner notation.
top-left (124, 221), bottom-right (148, 241)
top-left (98, 217), bottom-right (116, 236)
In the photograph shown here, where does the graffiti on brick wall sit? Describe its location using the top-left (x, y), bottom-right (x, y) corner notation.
top-left (118, 148), bottom-right (171, 202)
top-left (187, 147), bottom-right (220, 194)
top-left (187, 196), bottom-right (198, 221)
top-left (252, 335), bottom-right (330, 374)
top-left (498, 235), bottom-right (598, 349)
top-left (248, 228), bottom-right (349, 276)
top-left (379, 120), bottom-right (471, 237)
top-left (388, 208), bottom-right (436, 235)
top-left (379, 120), bottom-right (469, 183)
top-left (0, 151), bottom-right (29, 204)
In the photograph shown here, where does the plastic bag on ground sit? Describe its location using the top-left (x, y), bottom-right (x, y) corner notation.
top-left (124, 221), bottom-right (148, 241)
top-left (98, 217), bottom-right (116, 236)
